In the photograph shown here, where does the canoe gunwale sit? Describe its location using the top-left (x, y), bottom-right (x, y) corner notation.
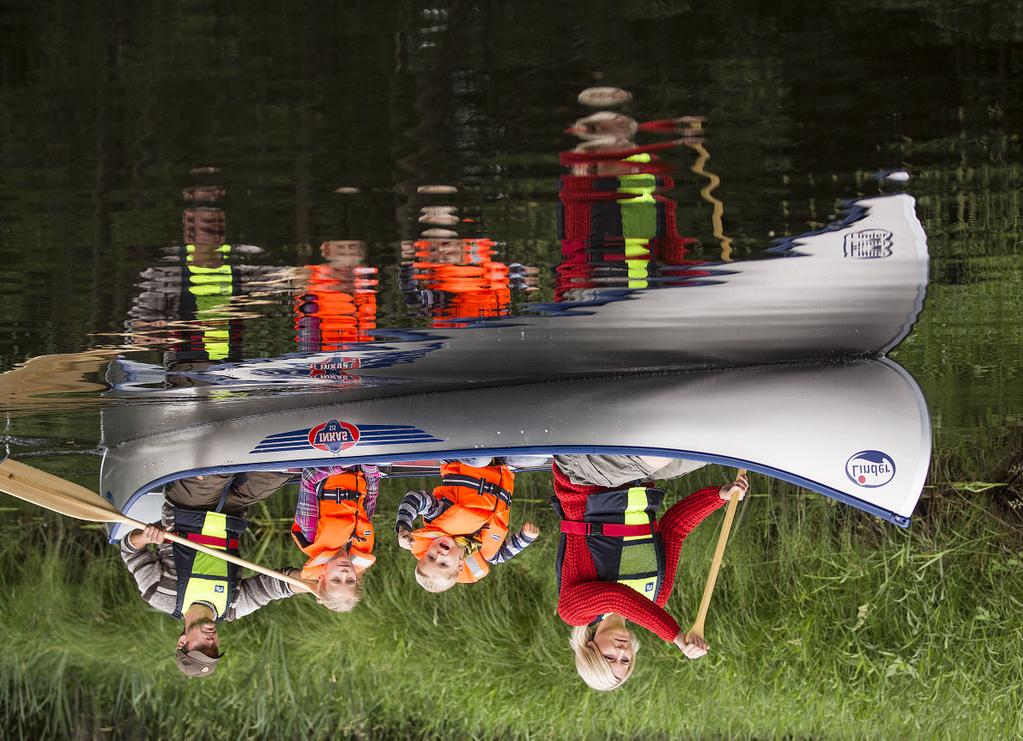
top-left (107, 443), bottom-right (911, 544)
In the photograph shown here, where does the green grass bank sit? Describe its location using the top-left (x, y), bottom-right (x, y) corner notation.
top-left (1, 463), bottom-right (1021, 739)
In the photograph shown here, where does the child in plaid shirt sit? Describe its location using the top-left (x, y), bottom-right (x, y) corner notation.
top-left (291, 464), bottom-right (380, 611)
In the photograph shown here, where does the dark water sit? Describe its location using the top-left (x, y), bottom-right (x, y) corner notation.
top-left (1, 3), bottom-right (1020, 423)
top-left (0, 2), bottom-right (1021, 737)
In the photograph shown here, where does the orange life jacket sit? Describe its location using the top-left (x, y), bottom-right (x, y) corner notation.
top-left (292, 471), bottom-right (376, 579)
top-left (410, 463), bottom-right (515, 583)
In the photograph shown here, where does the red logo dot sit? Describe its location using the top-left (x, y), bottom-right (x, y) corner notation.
top-left (858, 475), bottom-right (866, 483)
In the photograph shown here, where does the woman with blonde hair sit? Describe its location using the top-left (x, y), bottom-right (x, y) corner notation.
top-left (553, 454), bottom-right (747, 691)
top-left (569, 618), bottom-right (641, 691)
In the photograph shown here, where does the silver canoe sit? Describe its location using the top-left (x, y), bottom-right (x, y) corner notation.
top-left (101, 358), bottom-right (931, 541)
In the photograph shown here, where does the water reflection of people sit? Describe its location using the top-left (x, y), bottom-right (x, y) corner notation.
top-left (552, 454), bottom-right (748, 691)
top-left (556, 108), bottom-right (708, 303)
top-left (120, 471), bottom-right (296, 677)
top-left (291, 465), bottom-right (377, 612)
top-left (294, 240), bottom-right (379, 352)
top-left (394, 461), bottom-right (539, 591)
top-left (400, 237), bottom-right (514, 327)
top-left (126, 179), bottom-right (285, 373)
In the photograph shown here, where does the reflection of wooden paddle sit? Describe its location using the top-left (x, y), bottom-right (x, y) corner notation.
top-left (686, 469), bottom-right (748, 642)
top-left (0, 458), bottom-right (314, 594)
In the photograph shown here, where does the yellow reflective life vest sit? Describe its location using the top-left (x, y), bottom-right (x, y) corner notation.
top-left (555, 486), bottom-right (665, 601)
top-left (171, 507), bottom-right (249, 620)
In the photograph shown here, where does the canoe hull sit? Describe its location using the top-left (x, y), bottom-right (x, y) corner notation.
top-left (102, 359), bottom-right (930, 541)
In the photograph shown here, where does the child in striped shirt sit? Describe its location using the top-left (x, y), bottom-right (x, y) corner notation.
top-left (394, 461), bottom-right (539, 592)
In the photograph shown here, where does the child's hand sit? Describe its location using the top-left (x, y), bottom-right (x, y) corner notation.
top-left (674, 633), bottom-right (710, 659)
top-left (396, 528), bottom-right (414, 551)
top-left (521, 522), bottom-right (540, 539)
top-left (718, 473), bottom-right (749, 502)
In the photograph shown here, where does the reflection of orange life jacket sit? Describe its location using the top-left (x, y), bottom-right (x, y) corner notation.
top-left (295, 264), bottom-right (378, 350)
top-left (408, 239), bottom-right (511, 327)
top-left (410, 463), bottom-right (515, 583)
top-left (292, 471), bottom-right (376, 578)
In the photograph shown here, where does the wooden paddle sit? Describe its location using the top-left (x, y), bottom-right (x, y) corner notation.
top-left (0, 457), bottom-right (314, 594)
top-left (686, 469), bottom-right (748, 643)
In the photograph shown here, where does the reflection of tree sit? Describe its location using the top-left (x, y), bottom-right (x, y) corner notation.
top-left (884, 132), bottom-right (1022, 451)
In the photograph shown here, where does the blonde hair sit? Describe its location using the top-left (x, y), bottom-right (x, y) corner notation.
top-left (569, 624), bottom-right (639, 691)
top-left (316, 575), bottom-right (363, 613)
top-left (414, 558), bottom-right (458, 593)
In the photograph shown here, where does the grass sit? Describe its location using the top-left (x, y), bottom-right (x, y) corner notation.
top-left (1, 463), bottom-right (1022, 739)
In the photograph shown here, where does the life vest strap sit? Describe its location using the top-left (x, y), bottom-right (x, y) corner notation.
top-left (441, 475), bottom-right (512, 505)
top-left (559, 520), bottom-right (658, 537)
top-left (320, 487), bottom-right (361, 503)
top-left (185, 532), bottom-right (240, 549)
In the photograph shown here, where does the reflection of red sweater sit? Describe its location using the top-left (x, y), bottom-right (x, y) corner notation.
top-left (554, 463), bottom-right (724, 642)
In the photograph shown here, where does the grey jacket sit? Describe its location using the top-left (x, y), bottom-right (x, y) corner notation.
top-left (119, 503), bottom-right (296, 620)
top-left (553, 454), bottom-right (706, 489)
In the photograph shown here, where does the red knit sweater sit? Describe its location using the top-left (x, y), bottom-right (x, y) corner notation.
top-left (554, 463), bottom-right (725, 642)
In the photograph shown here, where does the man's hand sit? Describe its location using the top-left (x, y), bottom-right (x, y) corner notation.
top-left (674, 633), bottom-right (710, 660)
top-left (521, 522), bottom-right (540, 539)
top-left (396, 528), bottom-right (414, 551)
top-left (129, 524), bottom-right (167, 548)
top-left (719, 473), bottom-right (749, 502)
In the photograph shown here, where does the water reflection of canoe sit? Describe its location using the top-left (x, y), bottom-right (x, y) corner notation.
top-left (107, 193), bottom-right (927, 393)
top-left (101, 358), bottom-right (930, 541)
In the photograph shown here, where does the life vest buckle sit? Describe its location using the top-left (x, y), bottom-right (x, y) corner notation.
top-left (320, 487), bottom-right (361, 503)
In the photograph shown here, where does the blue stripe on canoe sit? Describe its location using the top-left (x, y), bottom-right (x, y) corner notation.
top-left (251, 425), bottom-right (442, 454)
top-left (253, 431), bottom-right (440, 445)
top-left (112, 443), bottom-right (915, 546)
top-left (252, 437), bottom-right (441, 451)
top-left (251, 440), bottom-right (443, 453)
top-left (251, 433), bottom-right (443, 453)
top-left (258, 424), bottom-right (432, 442)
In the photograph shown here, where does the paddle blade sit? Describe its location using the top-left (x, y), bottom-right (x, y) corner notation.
top-left (0, 459), bottom-right (314, 594)
top-left (0, 458), bottom-right (128, 524)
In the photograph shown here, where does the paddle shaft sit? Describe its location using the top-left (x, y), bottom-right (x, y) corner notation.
top-left (687, 469), bottom-right (747, 640)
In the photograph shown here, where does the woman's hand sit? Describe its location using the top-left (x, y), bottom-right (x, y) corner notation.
top-left (719, 473), bottom-right (749, 502)
top-left (396, 528), bottom-right (414, 551)
top-left (521, 522), bottom-right (540, 539)
top-left (674, 633), bottom-right (710, 659)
